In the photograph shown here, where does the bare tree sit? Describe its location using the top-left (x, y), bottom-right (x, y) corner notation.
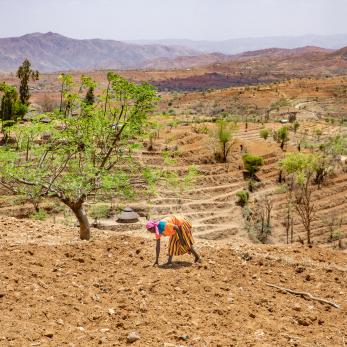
top-left (283, 193), bottom-right (294, 244)
top-left (252, 195), bottom-right (273, 243)
top-left (294, 172), bottom-right (315, 244)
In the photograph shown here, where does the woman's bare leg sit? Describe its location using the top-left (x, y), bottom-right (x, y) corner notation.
top-left (166, 255), bottom-right (173, 265)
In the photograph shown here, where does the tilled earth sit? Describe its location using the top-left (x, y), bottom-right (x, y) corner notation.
top-left (0, 216), bottom-right (346, 346)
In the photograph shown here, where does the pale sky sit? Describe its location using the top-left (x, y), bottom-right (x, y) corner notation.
top-left (0, 0), bottom-right (346, 40)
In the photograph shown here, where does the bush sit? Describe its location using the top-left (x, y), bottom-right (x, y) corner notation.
top-left (30, 209), bottom-right (47, 221)
top-left (259, 128), bottom-right (269, 140)
top-left (329, 230), bottom-right (343, 242)
top-left (242, 154), bottom-right (263, 178)
top-left (236, 190), bottom-right (249, 206)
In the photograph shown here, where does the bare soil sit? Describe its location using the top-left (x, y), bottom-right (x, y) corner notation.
top-left (0, 216), bottom-right (346, 346)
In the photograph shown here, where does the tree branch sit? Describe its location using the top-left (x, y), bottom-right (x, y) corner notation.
top-left (266, 283), bottom-right (340, 309)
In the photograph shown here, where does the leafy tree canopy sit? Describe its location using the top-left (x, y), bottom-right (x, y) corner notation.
top-left (0, 73), bottom-right (157, 240)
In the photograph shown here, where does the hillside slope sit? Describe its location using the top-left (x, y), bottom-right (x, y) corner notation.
top-left (0, 32), bottom-right (198, 72)
top-left (0, 216), bottom-right (346, 346)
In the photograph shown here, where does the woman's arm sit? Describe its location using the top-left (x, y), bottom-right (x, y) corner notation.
top-left (174, 225), bottom-right (187, 247)
top-left (154, 239), bottom-right (160, 265)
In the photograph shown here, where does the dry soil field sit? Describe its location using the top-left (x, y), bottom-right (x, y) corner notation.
top-left (0, 216), bottom-right (346, 346)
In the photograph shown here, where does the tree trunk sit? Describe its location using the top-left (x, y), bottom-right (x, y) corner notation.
top-left (71, 205), bottom-right (91, 240)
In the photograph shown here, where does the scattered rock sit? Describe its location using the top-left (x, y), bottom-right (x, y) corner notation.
top-left (241, 252), bottom-right (252, 261)
top-left (296, 317), bottom-right (311, 326)
top-left (292, 303), bottom-right (302, 312)
top-left (305, 274), bottom-right (314, 281)
top-left (176, 335), bottom-right (189, 341)
top-left (255, 329), bottom-right (265, 339)
top-left (108, 308), bottom-right (115, 316)
top-left (295, 266), bottom-right (305, 274)
top-left (44, 331), bottom-right (54, 338)
top-left (127, 331), bottom-right (140, 343)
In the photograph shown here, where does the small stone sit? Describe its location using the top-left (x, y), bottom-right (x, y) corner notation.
top-left (56, 319), bottom-right (64, 326)
top-left (108, 308), bottom-right (115, 316)
top-left (249, 313), bottom-right (256, 318)
top-left (177, 335), bottom-right (189, 341)
top-left (241, 252), bottom-right (252, 261)
top-left (100, 328), bottom-right (110, 333)
top-left (127, 331), bottom-right (140, 343)
top-left (44, 331), bottom-right (54, 338)
top-left (255, 329), bottom-right (265, 338)
top-left (297, 317), bottom-right (311, 326)
top-left (92, 293), bottom-right (101, 302)
top-left (292, 304), bottom-right (302, 312)
top-left (295, 266), bottom-right (305, 274)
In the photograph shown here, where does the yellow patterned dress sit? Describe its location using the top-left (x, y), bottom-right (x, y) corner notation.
top-left (156, 215), bottom-right (194, 256)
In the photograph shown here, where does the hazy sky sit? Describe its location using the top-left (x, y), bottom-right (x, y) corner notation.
top-left (0, 0), bottom-right (346, 40)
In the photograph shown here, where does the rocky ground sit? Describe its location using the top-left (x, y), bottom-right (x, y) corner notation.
top-left (0, 216), bottom-right (346, 346)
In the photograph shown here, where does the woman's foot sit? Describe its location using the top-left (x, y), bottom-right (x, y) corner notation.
top-left (194, 256), bottom-right (201, 263)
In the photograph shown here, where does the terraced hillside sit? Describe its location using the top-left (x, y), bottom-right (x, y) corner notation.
top-left (140, 121), bottom-right (347, 248)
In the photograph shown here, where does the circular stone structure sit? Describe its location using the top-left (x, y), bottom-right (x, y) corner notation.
top-left (116, 207), bottom-right (140, 223)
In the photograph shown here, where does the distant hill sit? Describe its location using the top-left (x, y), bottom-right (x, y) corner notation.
top-left (0, 32), bottom-right (198, 72)
top-left (130, 34), bottom-right (347, 55)
top-left (142, 46), bottom-right (336, 70)
top-left (148, 46), bottom-right (347, 91)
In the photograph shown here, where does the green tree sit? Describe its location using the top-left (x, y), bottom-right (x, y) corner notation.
top-left (242, 154), bottom-right (263, 178)
top-left (16, 59), bottom-right (39, 105)
top-left (58, 73), bottom-right (73, 114)
top-left (213, 119), bottom-right (238, 162)
top-left (85, 87), bottom-right (95, 105)
top-left (280, 152), bottom-right (317, 244)
top-left (276, 126), bottom-right (289, 150)
top-left (81, 75), bottom-right (96, 106)
top-left (0, 73), bottom-right (157, 240)
top-left (0, 82), bottom-right (27, 139)
top-left (292, 121), bottom-right (300, 134)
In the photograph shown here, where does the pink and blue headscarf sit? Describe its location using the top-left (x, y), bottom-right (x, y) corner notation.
top-left (146, 220), bottom-right (160, 238)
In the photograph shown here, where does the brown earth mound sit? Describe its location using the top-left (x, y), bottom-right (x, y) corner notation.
top-left (0, 216), bottom-right (346, 346)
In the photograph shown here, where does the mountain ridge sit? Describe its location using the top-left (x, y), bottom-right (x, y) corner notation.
top-left (130, 34), bottom-right (347, 54)
top-left (0, 32), bottom-right (198, 72)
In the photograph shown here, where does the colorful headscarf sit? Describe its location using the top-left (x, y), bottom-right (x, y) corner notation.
top-left (146, 220), bottom-right (160, 238)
